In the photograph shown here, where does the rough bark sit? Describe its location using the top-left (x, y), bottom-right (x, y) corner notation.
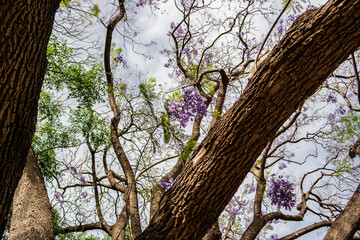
top-left (323, 184), bottom-right (360, 240)
top-left (136, 1), bottom-right (360, 239)
top-left (202, 221), bottom-right (222, 240)
top-left (0, 0), bottom-right (60, 234)
top-left (8, 149), bottom-right (54, 240)
top-left (349, 136), bottom-right (360, 158)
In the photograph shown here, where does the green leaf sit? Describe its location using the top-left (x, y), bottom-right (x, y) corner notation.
top-left (161, 115), bottom-right (171, 143)
top-left (180, 140), bottom-right (197, 163)
top-left (91, 4), bottom-right (101, 17)
top-left (59, 0), bottom-right (70, 7)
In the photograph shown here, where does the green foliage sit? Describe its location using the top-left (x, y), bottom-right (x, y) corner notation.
top-left (46, 37), bottom-right (73, 81)
top-left (90, 4), bottom-right (101, 17)
top-left (213, 109), bottom-right (221, 118)
top-left (53, 208), bottom-right (66, 235)
top-left (139, 77), bottom-right (160, 130)
top-left (59, 0), bottom-right (70, 7)
top-left (33, 37), bottom-right (108, 180)
top-left (161, 115), bottom-right (171, 143)
top-left (46, 37), bottom-right (106, 109)
top-left (337, 112), bottom-right (360, 142)
top-left (180, 140), bottom-right (197, 163)
top-left (327, 112), bottom-right (360, 173)
top-left (283, 0), bottom-right (306, 14)
top-left (139, 77), bottom-right (158, 104)
top-left (69, 107), bottom-right (110, 148)
top-left (32, 90), bottom-right (77, 181)
top-left (166, 91), bottom-right (183, 103)
top-left (67, 64), bottom-right (105, 108)
top-left (115, 48), bottom-right (123, 54)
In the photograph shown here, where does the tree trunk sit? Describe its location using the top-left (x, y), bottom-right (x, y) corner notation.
top-left (323, 184), bottom-right (360, 240)
top-left (202, 221), bottom-right (222, 240)
top-left (136, 1), bottom-right (360, 239)
top-left (0, 0), bottom-right (60, 235)
top-left (8, 149), bottom-right (54, 240)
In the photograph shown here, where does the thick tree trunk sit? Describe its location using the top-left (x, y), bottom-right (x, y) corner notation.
top-left (323, 184), bottom-right (360, 240)
top-left (202, 221), bottom-right (222, 240)
top-left (0, 0), bottom-right (60, 235)
top-left (136, 1), bottom-right (360, 239)
top-left (8, 149), bottom-right (54, 240)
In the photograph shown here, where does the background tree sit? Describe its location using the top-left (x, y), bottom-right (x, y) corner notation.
top-left (8, 149), bottom-right (54, 240)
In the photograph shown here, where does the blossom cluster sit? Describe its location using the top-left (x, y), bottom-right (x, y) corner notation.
top-left (226, 198), bottom-right (243, 224)
top-left (114, 54), bottom-right (129, 69)
top-left (158, 178), bottom-right (174, 191)
top-left (278, 162), bottom-right (287, 170)
top-left (167, 88), bottom-right (207, 127)
top-left (68, 165), bottom-right (87, 185)
top-left (55, 191), bottom-right (65, 205)
top-left (267, 175), bottom-right (295, 211)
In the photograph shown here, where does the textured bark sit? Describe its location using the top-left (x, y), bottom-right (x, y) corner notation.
top-left (323, 184), bottom-right (360, 240)
top-left (0, 0), bottom-right (60, 234)
top-left (8, 149), bottom-right (54, 240)
top-left (202, 221), bottom-right (222, 240)
top-left (136, 1), bottom-right (360, 239)
top-left (349, 136), bottom-right (360, 158)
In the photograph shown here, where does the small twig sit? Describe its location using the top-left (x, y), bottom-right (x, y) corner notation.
top-left (135, 155), bottom-right (179, 181)
top-left (255, 0), bottom-right (292, 65)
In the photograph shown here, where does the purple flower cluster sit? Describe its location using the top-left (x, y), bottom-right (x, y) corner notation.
top-left (327, 93), bottom-right (337, 103)
top-left (68, 165), bottom-right (87, 185)
top-left (244, 183), bottom-right (256, 194)
top-left (164, 58), bottom-right (173, 68)
top-left (278, 163), bottom-right (287, 170)
top-left (267, 175), bottom-right (295, 211)
top-left (203, 53), bottom-right (213, 65)
top-left (114, 54), bottom-right (129, 69)
top-left (159, 178), bottom-right (174, 190)
top-left (306, 0), bottom-right (317, 10)
top-left (226, 200), bottom-right (243, 224)
top-left (276, 19), bottom-right (284, 35)
top-left (167, 88), bottom-right (207, 127)
top-left (55, 191), bottom-right (65, 205)
top-left (81, 191), bottom-right (88, 199)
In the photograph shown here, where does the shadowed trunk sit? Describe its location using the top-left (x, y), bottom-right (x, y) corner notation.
top-left (202, 221), bottom-right (222, 240)
top-left (0, 0), bottom-right (60, 235)
top-left (136, 1), bottom-right (360, 239)
top-left (8, 149), bottom-right (54, 240)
